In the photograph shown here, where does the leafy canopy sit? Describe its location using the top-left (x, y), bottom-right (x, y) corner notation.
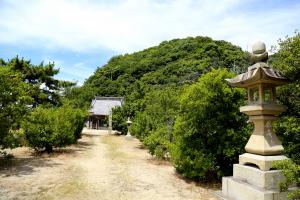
top-left (170, 68), bottom-right (251, 180)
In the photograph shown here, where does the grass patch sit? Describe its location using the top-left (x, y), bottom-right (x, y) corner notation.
top-left (37, 166), bottom-right (87, 200)
top-left (101, 135), bottom-right (128, 160)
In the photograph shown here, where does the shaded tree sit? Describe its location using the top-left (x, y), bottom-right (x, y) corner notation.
top-left (270, 32), bottom-right (300, 164)
top-left (0, 66), bottom-right (33, 149)
top-left (170, 69), bottom-right (251, 180)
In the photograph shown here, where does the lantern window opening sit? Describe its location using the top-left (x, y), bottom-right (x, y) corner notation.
top-left (247, 83), bottom-right (280, 105)
top-left (264, 88), bottom-right (272, 102)
top-left (262, 83), bottom-right (277, 104)
top-left (248, 87), bottom-right (259, 104)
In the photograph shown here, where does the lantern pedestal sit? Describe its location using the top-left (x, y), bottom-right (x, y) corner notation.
top-left (221, 172), bottom-right (289, 200)
top-left (219, 154), bottom-right (291, 200)
top-left (220, 161), bottom-right (297, 200)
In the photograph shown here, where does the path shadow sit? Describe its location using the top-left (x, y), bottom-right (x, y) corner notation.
top-left (77, 140), bottom-right (95, 148)
top-left (0, 138), bottom-right (95, 177)
top-left (82, 133), bottom-right (104, 137)
top-left (82, 132), bottom-right (109, 137)
top-left (173, 172), bottom-right (221, 190)
top-left (0, 156), bottom-right (61, 177)
top-left (135, 144), bottom-right (146, 150)
top-left (145, 154), bottom-right (221, 190)
top-left (53, 140), bottom-right (94, 154)
top-left (146, 156), bottom-right (171, 166)
top-left (26, 140), bottom-right (94, 158)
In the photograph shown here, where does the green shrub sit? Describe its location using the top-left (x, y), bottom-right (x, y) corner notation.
top-left (273, 160), bottom-right (300, 200)
top-left (131, 87), bottom-right (180, 158)
top-left (271, 32), bottom-right (300, 165)
top-left (274, 116), bottom-right (300, 165)
top-left (143, 126), bottom-right (170, 159)
top-left (112, 106), bottom-right (127, 134)
top-left (270, 33), bottom-right (300, 199)
top-left (131, 112), bottom-right (152, 139)
top-left (0, 66), bottom-right (33, 149)
top-left (171, 68), bottom-right (251, 181)
top-left (62, 102), bottom-right (87, 140)
top-left (22, 104), bottom-right (86, 153)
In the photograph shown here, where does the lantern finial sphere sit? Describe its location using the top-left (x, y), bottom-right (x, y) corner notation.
top-left (252, 41), bottom-right (266, 54)
top-left (251, 41), bottom-right (268, 63)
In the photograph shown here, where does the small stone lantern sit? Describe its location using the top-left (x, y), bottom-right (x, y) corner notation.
top-left (221, 42), bottom-right (291, 200)
top-left (126, 117), bottom-right (132, 137)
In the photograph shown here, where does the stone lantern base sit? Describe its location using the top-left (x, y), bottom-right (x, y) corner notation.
top-left (125, 132), bottom-right (132, 138)
top-left (125, 130), bottom-right (133, 139)
top-left (218, 154), bottom-right (293, 200)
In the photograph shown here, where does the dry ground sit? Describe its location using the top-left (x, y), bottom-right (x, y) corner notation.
top-left (0, 130), bottom-right (219, 200)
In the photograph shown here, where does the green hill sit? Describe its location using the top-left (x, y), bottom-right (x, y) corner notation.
top-left (70, 36), bottom-right (249, 107)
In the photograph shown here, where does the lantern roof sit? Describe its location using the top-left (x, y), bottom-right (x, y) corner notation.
top-left (226, 63), bottom-right (287, 87)
top-left (226, 41), bottom-right (287, 88)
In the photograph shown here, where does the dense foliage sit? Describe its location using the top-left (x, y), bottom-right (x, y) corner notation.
top-left (0, 57), bottom-right (86, 153)
top-left (270, 33), bottom-right (300, 198)
top-left (170, 69), bottom-right (251, 180)
top-left (112, 106), bottom-right (127, 134)
top-left (271, 33), bottom-right (300, 165)
top-left (0, 66), bottom-right (32, 148)
top-left (22, 103), bottom-right (86, 153)
top-left (132, 87), bottom-right (180, 158)
top-left (4, 57), bottom-right (64, 106)
top-left (69, 36), bottom-right (249, 109)
top-left (274, 160), bottom-right (300, 200)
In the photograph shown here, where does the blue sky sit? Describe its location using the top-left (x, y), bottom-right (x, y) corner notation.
top-left (1, 0), bottom-right (299, 85)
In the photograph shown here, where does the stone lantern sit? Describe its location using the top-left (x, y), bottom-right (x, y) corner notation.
top-left (126, 117), bottom-right (132, 137)
top-left (220, 42), bottom-right (291, 200)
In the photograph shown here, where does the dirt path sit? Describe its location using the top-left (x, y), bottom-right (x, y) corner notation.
top-left (0, 131), bottom-right (219, 200)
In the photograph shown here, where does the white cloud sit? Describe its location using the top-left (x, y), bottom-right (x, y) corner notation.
top-left (43, 57), bottom-right (94, 80)
top-left (0, 0), bottom-right (299, 53)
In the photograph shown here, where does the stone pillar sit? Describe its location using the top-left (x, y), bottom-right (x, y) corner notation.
top-left (108, 111), bottom-right (112, 134)
top-left (96, 117), bottom-right (99, 130)
top-left (89, 117), bottom-right (91, 129)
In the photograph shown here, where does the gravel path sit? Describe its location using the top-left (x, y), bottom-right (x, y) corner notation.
top-left (0, 130), bottom-right (219, 200)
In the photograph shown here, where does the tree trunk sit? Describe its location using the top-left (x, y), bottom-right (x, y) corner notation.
top-left (45, 144), bottom-right (53, 153)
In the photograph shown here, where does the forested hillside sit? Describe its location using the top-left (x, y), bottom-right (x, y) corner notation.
top-left (69, 36), bottom-right (250, 108)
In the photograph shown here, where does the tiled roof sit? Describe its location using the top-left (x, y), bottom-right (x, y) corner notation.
top-left (89, 97), bottom-right (124, 116)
